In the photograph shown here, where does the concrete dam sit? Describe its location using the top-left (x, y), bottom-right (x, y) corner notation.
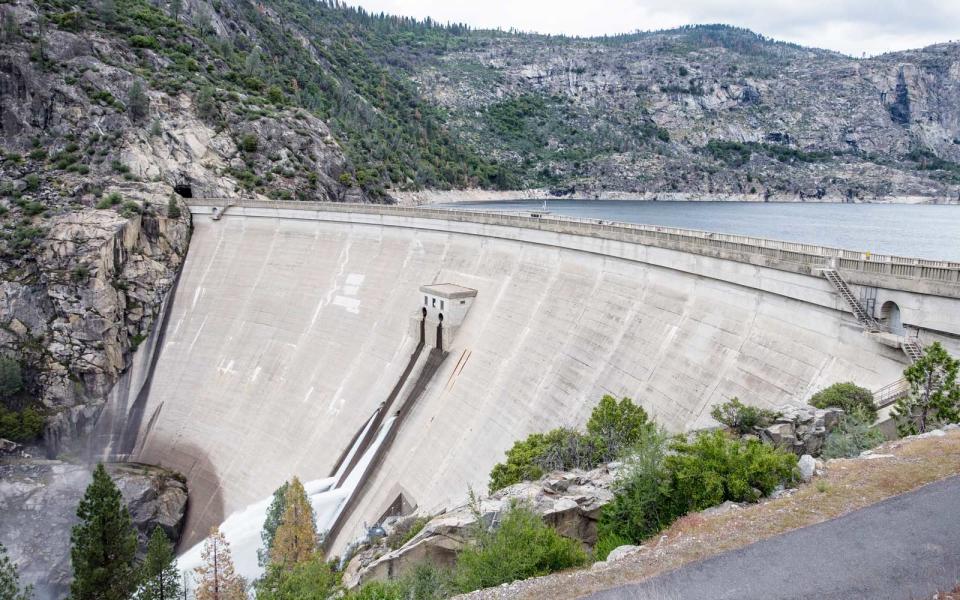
top-left (126, 200), bottom-right (960, 560)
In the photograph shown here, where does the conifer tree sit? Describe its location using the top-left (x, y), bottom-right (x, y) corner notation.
top-left (136, 527), bottom-right (181, 600)
top-left (0, 542), bottom-right (32, 600)
top-left (894, 342), bottom-right (960, 435)
top-left (257, 482), bottom-right (289, 567)
top-left (194, 528), bottom-right (246, 600)
top-left (269, 477), bottom-right (317, 570)
top-left (69, 464), bottom-right (138, 600)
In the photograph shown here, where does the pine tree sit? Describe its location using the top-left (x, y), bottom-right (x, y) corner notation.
top-left (268, 477), bottom-right (317, 570)
top-left (136, 527), bottom-right (181, 600)
top-left (0, 543), bottom-right (32, 600)
top-left (127, 80), bottom-right (149, 123)
top-left (893, 342), bottom-right (960, 435)
top-left (194, 528), bottom-right (246, 600)
top-left (169, 0), bottom-right (182, 21)
top-left (69, 464), bottom-right (138, 600)
top-left (257, 482), bottom-right (289, 567)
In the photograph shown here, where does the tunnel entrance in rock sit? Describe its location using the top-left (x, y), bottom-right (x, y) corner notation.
top-left (173, 184), bottom-right (193, 198)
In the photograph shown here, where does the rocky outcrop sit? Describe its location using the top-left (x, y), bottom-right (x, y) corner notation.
top-left (342, 464), bottom-right (618, 588)
top-left (0, 188), bottom-right (190, 455)
top-left (0, 459), bottom-right (187, 600)
top-left (108, 462), bottom-right (189, 551)
top-left (757, 405), bottom-right (844, 457)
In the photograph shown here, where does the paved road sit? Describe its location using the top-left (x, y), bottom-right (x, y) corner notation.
top-left (587, 476), bottom-right (960, 600)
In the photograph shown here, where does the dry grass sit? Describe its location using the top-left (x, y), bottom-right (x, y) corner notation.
top-left (459, 429), bottom-right (960, 600)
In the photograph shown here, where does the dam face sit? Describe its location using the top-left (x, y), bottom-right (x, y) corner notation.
top-left (133, 205), bottom-right (960, 554)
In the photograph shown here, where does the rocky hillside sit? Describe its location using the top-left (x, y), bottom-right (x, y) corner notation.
top-left (1, 0), bottom-right (960, 458)
top-left (3, 2), bottom-right (959, 206)
top-left (418, 27), bottom-right (960, 200)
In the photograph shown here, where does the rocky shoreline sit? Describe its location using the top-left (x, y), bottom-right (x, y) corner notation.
top-left (391, 189), bottom-right (959, 206)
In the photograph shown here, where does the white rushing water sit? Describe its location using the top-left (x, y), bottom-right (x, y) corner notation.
top-left (177, 412), bottom-right (397, 588)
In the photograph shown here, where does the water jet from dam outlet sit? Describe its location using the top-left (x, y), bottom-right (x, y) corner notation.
top-left (178, 413), bottom-right (396, 585)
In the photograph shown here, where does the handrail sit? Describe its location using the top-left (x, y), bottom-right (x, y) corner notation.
top-left (184, 198), bottom-right (960, 285)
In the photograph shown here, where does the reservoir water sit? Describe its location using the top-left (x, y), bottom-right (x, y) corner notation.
top-left (439, 200), bottom-right (960, 262)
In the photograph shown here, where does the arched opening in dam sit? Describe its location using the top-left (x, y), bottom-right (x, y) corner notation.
top-left (880, 301), bottom-right (905, 335)
top-left (127, 202), bottom-right (960, 573)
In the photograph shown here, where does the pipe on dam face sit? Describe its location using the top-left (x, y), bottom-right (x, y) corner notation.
top-left (133, 211), bottom-right (960, 556)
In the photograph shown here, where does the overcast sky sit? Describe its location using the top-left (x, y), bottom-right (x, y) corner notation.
top-left (348, 0), bottom-right (959, 56)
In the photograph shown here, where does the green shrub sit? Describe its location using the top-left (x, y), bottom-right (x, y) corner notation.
top-left (0, 406), bottom-right (44, 443)
top-left (386, 515), bottom-right (429, 551)
top-left (0, 357), bottom-right (23, 398)
top-left (166, 196), bottom-right (181, 219)
top-left (129, 34), bottom-right (159, 49)
top-left (96, 192), bottom-right (124, 210)
top-left (255, 554), bottom-right (339, 600)
top-left (120, 201), bottom-right (141, 218)
top-left (488, 428), bottom-right (595, 493)
top-left (452, 502), bottom-right (587, 593)
top-left (809, 382), bottom-right (878, 422)
top-left (666, 430), bottom-right (798, 513)
top-left (710, 397), bottom-right (780, 434)
top-left (586, 395), bottom-right (654, 462)
top-left (597, 428), bottom-right (672, 547)
top-left (241, 133), bottom-right (259, 153)
top-left (346, 563), bottom-right (451, 600)
top-left (489, 396), bottom-right (652, 492)
top-left (24, 174), bottom-right (39, 191)
top-left (822, 412), bottom-right (886, 459)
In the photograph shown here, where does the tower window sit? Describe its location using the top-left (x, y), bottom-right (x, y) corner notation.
top-left (440, 300), bottom-right (445, 310)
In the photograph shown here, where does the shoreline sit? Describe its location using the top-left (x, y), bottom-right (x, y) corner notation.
top-left (390, 189), bottom-right (960, 207)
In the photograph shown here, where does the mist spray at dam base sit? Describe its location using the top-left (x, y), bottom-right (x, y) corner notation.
top-left (177, 413), bottom-right (397, 587)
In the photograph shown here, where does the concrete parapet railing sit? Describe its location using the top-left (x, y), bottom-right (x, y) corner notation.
top-left (185, 198), bottom-right (960, 287)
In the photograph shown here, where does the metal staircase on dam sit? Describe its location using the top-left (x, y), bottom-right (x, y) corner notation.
top-left (821, 269), bottom-right (882, 332)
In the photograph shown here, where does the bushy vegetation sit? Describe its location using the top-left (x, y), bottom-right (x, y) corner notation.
top-left (345, 563), bottom-right (451, 600)
top-left (0, 405), bottom-right (44, 443)
top-left (0, 356), bottom-right (23, 399)
top-left (809, 382), bottom-right (878, 422)
top-left (710, 397), bottom-right (780, 434)
top-left (667, 430), bottom-right (798, 510)
top-left (822, 412), bottom-right (885, 459)
top-left (386, 515), bottom-right (430, 551)
top-left (597, 429), bottom-right (798, 558)
top-left (488, 395), bottom-right (652, 492)
top-left (451, 501), bottom-right (588, 593)
top-left (704, 139), bottom-right (834, 167)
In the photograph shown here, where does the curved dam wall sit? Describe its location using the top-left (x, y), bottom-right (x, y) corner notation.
top-left (133, 205), bottom-right (960, 553)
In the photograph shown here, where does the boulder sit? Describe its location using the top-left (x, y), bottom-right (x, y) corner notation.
top-left (606, 544), bottom-right (642, 562)
top-left (107, 463), bottom-right (189, 551)
top-left (761, 406), bottom-right (844, 457)
top-left (798, 455), bottom-right (816, 483)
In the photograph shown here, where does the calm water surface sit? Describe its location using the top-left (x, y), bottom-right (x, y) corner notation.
top-left (438, 200), bottom-right (960, 261)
